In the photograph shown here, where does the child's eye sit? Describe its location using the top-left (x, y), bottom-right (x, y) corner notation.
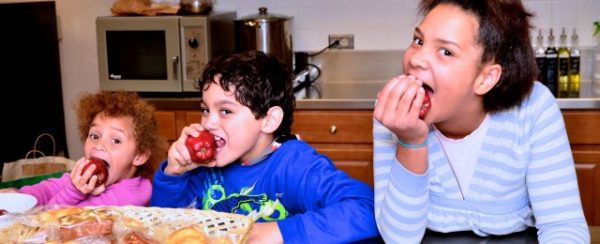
top-left (440, 48), bottom-right (453, 56)
top-left (220, 109), bottom-right (232, 115)
top-left (412, 36), bottom-right (423, 46)
top-left (112, 139), bottom-right (121, 144)
top-left (88, 133), bottom-right (99, 140)
top-left (200, 107), bottom-right (209, 115)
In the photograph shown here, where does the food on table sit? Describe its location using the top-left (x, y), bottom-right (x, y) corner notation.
top-left (166, 225), bottom-right (209, 244)
top-left (81, 157), bottom-right (109, 187)
top-left (0, 209), bottom-right (8, 216)
top-left (1, 206), bottom-right (251, 243)
top-left (55, 207), bottom-right (114, 241)
top-left (123, 230), bottom-right (160, 244)
top-left (185, 131), bottom-right (217, 164)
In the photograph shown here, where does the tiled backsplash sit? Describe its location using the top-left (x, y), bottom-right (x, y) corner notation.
top-left (214, 0), bottom-right (600, 51)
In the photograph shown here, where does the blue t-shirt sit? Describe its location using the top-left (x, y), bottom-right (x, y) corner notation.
top-left (151, 139), bottom-right (379, 243)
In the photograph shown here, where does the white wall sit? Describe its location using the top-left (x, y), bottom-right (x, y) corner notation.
top-left (42, 0), bottom-right (599, 158)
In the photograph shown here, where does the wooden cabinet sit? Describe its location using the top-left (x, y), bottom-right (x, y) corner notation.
top-left (291, 110), bottom-right (374, 187)
top-left (563, 110), bottom-right (600, 226)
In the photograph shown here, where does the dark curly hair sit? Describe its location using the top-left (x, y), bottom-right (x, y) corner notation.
top-left (75, 91), bottom-right (168, 179)
top-left (419, 0), bottom-right (537, 113)
top-left (199, 50), bottom-right (295, 137)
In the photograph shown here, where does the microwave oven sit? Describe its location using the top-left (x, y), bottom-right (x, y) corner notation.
top-left (96, 12), bottom-right (236, 94)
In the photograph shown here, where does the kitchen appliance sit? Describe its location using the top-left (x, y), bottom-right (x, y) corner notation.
top-left (96, 12), bottom-right (235, 94)
top-left (234, 7), bottom-right (293, 72)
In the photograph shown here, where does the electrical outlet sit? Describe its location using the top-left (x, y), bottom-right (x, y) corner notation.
top-left (328, 34), bottom-right (354, 49)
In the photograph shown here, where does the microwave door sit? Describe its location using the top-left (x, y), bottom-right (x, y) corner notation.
top-left (96, 16), bottom-right (182, 92)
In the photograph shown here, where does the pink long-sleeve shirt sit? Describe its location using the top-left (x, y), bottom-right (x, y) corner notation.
top-left (19, 173), bottom-right (151, 207)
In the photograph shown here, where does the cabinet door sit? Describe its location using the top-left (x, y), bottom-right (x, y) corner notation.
top-left (292, 110), bottom-right (374, 187)
top-left (563, 110), bottom-right (600, 226)
top-left (575, 163), bottom-right (599, 226)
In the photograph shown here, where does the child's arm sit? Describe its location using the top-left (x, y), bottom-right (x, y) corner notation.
top-left (19, 173), bottom-right (86, 206)
top-left (275, 146), bottom-right (380, 243)
top-left (525, 84), bottom-right (590, 242)
top-left (150, 160), bottom-right (199, 208)
top-left (372, 119), bottom-right (430, 243)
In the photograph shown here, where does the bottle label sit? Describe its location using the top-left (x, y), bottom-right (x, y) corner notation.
top-left (569, 57), bottom-right (580, 75)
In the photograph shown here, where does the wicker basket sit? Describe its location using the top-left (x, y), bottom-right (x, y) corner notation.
top-left (0, 206), bottom-right (253, 243)
top-left (113, 206), bottom-right (253, 241)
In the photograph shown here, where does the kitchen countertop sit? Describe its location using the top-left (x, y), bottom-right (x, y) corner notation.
top-left (147, 80), bottom-right (600, 110)
top-left (147, 96), bottom-right (600, 110)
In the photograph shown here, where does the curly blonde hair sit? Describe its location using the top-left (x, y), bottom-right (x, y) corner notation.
top-left (75, 91), bottom-right (167, 178)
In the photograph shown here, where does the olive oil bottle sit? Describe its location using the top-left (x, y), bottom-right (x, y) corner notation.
top-left (534, 29), bottom-right (546, 84)
top-left (568, 29), bottom-right (580, 98)
top-left (557, 28), bottom-right (570, 98)
top-left (544, 28), bottom-right (558, 96)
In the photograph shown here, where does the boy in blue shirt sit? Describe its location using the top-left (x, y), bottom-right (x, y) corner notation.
top-left (151, 50), bottom-right (379, 243)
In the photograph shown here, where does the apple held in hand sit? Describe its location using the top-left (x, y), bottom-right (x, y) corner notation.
top-left (419, 89), bottom-right (431, 119)
top-left (81, 157), bottom-right (109, 187)
top-left (185, 131), bottom-right (217, 164)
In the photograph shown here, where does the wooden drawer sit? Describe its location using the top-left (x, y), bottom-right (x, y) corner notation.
top-left (563, 110), bottom-right (600, 145)
top-left (292, 110), bottom-right (373, 144)
top-left (155, 111), bottom-right (177, 141)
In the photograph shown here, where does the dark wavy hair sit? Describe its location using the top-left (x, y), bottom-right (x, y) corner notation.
top-left (75, 91), bottom-right (168, 179)
top-left (419, 0), bottom-right (537, 113)
top-left (199, 50), bottom-right (295, 137)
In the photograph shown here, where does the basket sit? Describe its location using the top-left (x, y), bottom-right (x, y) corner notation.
top-left (0, 206), bottom-right (253, 243)
top-left (113, 206), bottom-right (253, 240)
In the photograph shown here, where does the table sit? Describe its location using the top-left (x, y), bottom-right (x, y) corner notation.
top-left (421, 226), bottom-right (600, 243)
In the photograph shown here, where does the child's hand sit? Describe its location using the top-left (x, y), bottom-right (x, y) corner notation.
top-left (0, 188), bottom-right (18, 193)
top-left (374, 75), bottom-right (430, 145)
top-left (165, 123), bottom-right (213, 175)
top-left (246, 222), bottom-right (283, 244)
top-left (70, 157), bottom-right (106, 196)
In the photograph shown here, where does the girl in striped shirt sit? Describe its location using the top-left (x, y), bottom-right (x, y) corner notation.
top-left (373, 0), bottom-right (589, 243)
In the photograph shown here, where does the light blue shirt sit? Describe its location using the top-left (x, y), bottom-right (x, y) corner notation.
top-left (373, 82), bottom-right (590, 243)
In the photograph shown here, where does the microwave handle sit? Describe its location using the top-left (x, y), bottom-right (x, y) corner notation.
top-left (172, 56), bottom-right (179, 80)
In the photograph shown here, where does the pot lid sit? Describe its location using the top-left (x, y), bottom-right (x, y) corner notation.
top-left (236, 7), bottom-right (292, 22)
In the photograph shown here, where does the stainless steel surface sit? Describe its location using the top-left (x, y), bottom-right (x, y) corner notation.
top-left (234, 7), bottom-right (293, 71)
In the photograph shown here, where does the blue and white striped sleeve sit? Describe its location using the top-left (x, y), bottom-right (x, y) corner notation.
top-left (525, 83), bottom-right (590, 243)
top-left (373, 119), bottom-right (430, 243)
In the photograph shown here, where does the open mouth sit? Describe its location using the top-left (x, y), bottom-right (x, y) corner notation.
top-left (419, 84), bottom-right (433, 119)
top-left (214, 135), bottom-right (226, 152)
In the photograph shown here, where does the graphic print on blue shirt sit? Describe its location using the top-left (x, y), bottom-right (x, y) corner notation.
top-left (200, 168), bottom-right (288, 221)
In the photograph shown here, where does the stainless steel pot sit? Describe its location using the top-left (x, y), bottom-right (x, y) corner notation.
top-left (234, 7), bottom-right (293, 72)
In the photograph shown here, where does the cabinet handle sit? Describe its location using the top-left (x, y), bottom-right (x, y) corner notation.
top-left (329, 125), bottom-right (337, 134)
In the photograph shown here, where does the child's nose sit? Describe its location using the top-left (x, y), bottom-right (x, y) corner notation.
top-left (408, 49), bottom-right (429, 70)
top-left (202, 114), bottom-right (219, 130)
top-left (94, 141), bottom-right (107, 151)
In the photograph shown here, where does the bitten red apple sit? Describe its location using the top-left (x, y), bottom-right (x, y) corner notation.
top-left (81, 157), bottom-right (109, 187)
top-left (185, 131), bottom-right (217, 164)
top-left (419, 90), bottom-right (431, 119)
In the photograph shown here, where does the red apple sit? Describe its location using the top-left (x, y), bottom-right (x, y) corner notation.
top-left (81, 157), bottom-right (109, 187)
top-left (0, 209), bottom-right (7, 216)
top-left (185, 131), bottom-right (217, 164)
top-left (419, 90), bottom-right (431, 119)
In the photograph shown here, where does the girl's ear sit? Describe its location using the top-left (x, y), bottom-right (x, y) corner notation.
top-left (475, 63), bottom-right (502, 95)
top-left (262, 106), bottom-right (284, 134)
top-left (132, 150), bottom-right (150, 166)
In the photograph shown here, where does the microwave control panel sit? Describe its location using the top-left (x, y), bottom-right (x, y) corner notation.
top-left (182, 21), bottom-right (209, 83)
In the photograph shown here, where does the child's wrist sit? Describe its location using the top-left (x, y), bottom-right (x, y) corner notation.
top-left (397, 138), bottom-right (428, 149)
